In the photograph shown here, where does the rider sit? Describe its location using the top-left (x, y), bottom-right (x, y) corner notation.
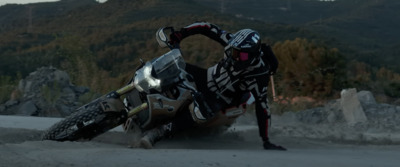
top-left (140, 22), bottom-right (285, 150)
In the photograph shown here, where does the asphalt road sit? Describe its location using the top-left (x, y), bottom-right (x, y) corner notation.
top-left (0, 115), bottom-right (399, 167)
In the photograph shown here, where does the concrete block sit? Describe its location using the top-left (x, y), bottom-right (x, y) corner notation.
top-left (340, 88), bottom-right (368, 125)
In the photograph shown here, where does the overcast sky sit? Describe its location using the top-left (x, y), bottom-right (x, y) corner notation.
top-left (0, 0), bottom-right (338, 7)
top-left (0, 0), bottom-right (107, 6)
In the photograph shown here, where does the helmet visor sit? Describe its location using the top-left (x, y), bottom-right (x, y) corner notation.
top-left (229, 47), bottom-right (258, 62)
top-left (226, 47), bottom-right (260, 70)
top-left (232, 48), bottom-right (249, 61)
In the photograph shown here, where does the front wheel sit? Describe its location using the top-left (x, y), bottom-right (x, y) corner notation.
top-left (42, 97), bottom-right (127, 141)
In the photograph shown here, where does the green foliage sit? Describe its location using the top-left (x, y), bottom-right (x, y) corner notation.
top-left (384, 82), bottom-right (400, 98)
top-left (0, 76), bottom-right (15, 104)
top-left (376, 67), bottom-right (400, 81)
top-left (41, 81), bottom-right (62, 107)
top-left (53, 34), bottom-right (123, 93)
top-left (343, 61), bottom-right (400, 101)
top-left (40, 81), bottom-right (62, 116)
top-left (196, 0), bottom-right (400, 74)
top-left (273, 38), bottom-right (346, 99)
top-left (0, 0), bottom-right (399, 106)
top-left (346, 61), bottom-right (373, 89)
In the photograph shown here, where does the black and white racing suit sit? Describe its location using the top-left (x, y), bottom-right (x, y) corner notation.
top-left (174, 22), bottom-right (279, 142)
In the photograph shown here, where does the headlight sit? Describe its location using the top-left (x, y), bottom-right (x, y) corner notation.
top-left (134, 62), bottom-right (161, 93)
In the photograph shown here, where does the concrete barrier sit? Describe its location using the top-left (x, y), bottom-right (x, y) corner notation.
top-left (340, 88), bottom-right (368, 125)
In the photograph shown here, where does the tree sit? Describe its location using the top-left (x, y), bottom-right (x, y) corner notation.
top-left (273, 38), bottom-right (346, 98)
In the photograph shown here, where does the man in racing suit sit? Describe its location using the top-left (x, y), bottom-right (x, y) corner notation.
top-left (140, 22), bottom-right (285, 150)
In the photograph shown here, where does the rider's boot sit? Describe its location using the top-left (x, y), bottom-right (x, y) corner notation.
top-left (263, 140), bottom-right (287, 151)
top-left (139, 126), bottom-right (167, 149)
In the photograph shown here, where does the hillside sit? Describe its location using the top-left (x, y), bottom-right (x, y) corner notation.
top-left (0, 0), bottom-right (399, 105)
top-left (0, 0), bottom-right (98, 32)
top-left (194, 0), bottom-right (400, 72)
top-left (0, 0), bottom-right (325, 77)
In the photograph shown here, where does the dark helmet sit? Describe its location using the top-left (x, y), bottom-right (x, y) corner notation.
top-left (224, 29), bottom-right (262, 70)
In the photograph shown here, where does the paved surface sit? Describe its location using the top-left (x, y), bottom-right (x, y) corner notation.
top-left (1, 115), bottom-right (399, 167)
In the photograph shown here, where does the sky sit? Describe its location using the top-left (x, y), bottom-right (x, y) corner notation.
top-left (0, 0), bottom-right (337, 7)
top-left (0, 0), bottom-right (107, 6)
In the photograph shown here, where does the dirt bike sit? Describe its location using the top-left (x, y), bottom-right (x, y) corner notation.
top-left (42, 27), bottom-right (251, 142)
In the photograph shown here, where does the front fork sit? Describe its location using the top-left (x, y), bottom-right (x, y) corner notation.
top-left (127, 103), bottom-right (148, 117)
top-left (114, 82), bottom-right (149, 118)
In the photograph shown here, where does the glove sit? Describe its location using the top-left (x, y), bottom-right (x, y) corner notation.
top-left (263, 141), bottom-right (287, 151)
top-left (169, 31), bottom-right (182, 45)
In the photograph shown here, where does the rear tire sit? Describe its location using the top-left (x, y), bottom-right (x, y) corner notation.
top-left (42, 98), bottom-right (127, 141)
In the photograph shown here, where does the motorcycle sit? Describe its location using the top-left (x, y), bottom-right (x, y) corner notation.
top-left (42, 27), bottom-right (251, 142)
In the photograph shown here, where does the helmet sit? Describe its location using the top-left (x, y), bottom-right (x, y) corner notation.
top-left (224, 29), bottom-right (261, 70)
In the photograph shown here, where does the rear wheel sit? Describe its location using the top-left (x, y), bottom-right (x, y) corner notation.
top-left (42, 98), bottom-right (127, 141)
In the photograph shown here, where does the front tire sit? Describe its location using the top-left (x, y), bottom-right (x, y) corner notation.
top-left (42, 98), bottom-right (127, 141)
